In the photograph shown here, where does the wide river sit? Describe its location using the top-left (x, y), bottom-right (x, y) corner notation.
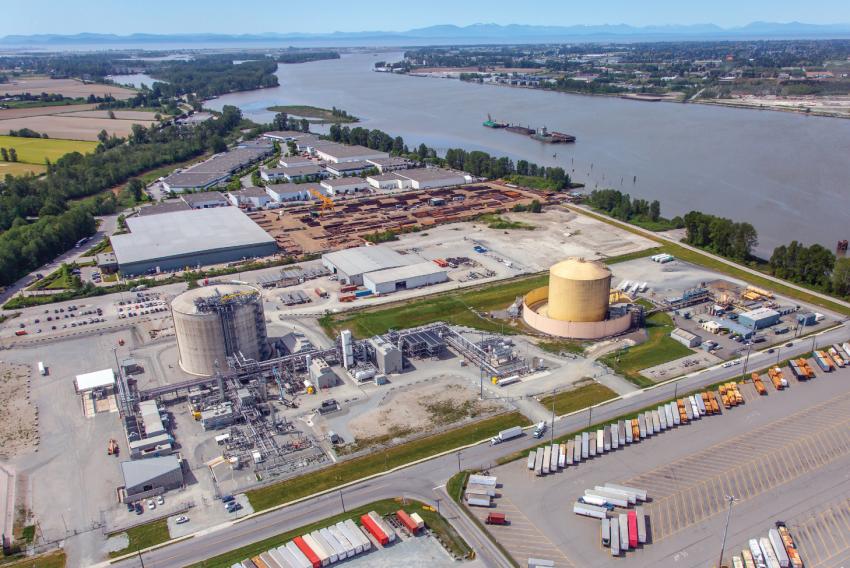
top-left (208, 52), bottom-right (850, 256)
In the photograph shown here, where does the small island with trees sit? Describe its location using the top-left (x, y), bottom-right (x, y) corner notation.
top-left (266, 105), bottom-right (359, 124)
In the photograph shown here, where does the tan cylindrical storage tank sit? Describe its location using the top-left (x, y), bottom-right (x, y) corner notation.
top-left (547, 258), bottom-right (612, 322)
top-left (171, 284), bottom-right (268, 376)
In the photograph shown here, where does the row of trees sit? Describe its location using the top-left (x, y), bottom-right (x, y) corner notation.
top-left (272, 112), bottom-right (310, 134)
top-left (587, 189), bottom-right (666, 224)
top-left (768, 241), bottom-right (850, 294)
top-left (683, 211), bottom-right (758, 262)
top-left (0, 148), bottom-right (18, 162)
top-left (277, 51), bottom-right (340, 64)
top-left (8, 128), bottom-right (47, 138)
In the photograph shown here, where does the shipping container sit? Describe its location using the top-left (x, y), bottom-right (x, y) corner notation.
top-left (596, 429), bottom-right (605, 453)
top-left (573, 502), bottom-right (608, 519)
top-left (588, 432), bottom-right (596, 457)
top-left (610, 517), bottom-right (620, 556)
top-left (627, 510), bottom-right (638, 548)
top-left (768, 529), bottom-right (790, 568)
top-left (601, 517), bottom-right (611, 547)
top-left (619, 514), bottom-right (630, 551)
top-left (636, 506), bottom-right (647, 544)
top-left (550, 443), bottom-right (559, 471)
top-left (292, 537), bottom-right (321, 568)
top-left (604, 484), bottom-right (648, 502)
top-left (542, 445), bottom-right (551, 474)
top-left (581, 432), bottom-right (589, 459)
top-left (360, 514), bottom-right (389, 545)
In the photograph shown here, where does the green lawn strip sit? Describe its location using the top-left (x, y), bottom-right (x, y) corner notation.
top-left (600, 311), bottom-right (692, 387)
top-left (538, 382), bottom-right (619, 416)
top-left (0, 550), bottom-right (66, 567)
top-left (477, 213), bottom-right (535, 231)
top-left (247, 412), bottom-right (530, 512)
top-left (568, 205), bottom-right (850, 316)
top-left (108, 518), bottom-right (170, 558)
top-left (535, 339), bottom-right (586, 355)
top-left (187, 498), bottom-right (468, 568)
top-left (445, 471), bottom-right (520, 568)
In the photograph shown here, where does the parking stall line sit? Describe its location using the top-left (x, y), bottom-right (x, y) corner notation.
top-left (808, 518), bottom-right (833, 558)
top-left (682, 488), bottom-right (700, 525)
top-left (825, 510), bottom-right (850, 550)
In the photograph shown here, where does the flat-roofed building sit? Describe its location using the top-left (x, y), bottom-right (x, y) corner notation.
top-left (110, 207), bottom-right (277, 275)
top-left (367, 156), bottom-right (412, 173)
top-left (670, 327), bottom-right (702, 348)
top-left (322, 245), bottom-right (415, 285)
top-left (266, 183), bottom-right (313, 202)
top-left (121, 455), bottom-right (184, 502)
top-left (162, 170), bottom-right (229, 193)
top-left (320, 177), bottom-right (369, 195)
top-left (324, 160), bottom-right (373, 177)
top-left (138, 201), bottom-right (192, 217)
top-left (314, 142), bottom-right (389, 164)
top-left (366, 167), bottom-right (471, 190)
top-left (262, 130), bottom-right (309, 142)
top-left (227, 186), bottom-right (273, 209)
top-left (363, 261), bottom-right (448, 294)
top-left (260, 167), bottom-right (288, 182)
top-left (279, 164), bottom-right (326, 182)
top-left (278, 155), bottom-right (321, 168)
top-left (180, 191), bottom-right (229, 209)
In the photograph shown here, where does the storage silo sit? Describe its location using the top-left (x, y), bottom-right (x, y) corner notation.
top-left (171, 284), bottom-right (269, 376)
top-left (547, 258), bottom-right (612, 322)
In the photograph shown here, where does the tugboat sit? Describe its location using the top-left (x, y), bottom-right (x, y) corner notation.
top-left (482, 113), bottom-right (508, 128)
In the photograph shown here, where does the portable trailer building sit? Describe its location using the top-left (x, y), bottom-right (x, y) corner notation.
top-left (603, 426), bottom-right (612, 451)
top-left (636, 506), bottom-right (647, 544)
top-left (596, 429), bottom-right (605, 453)
top-left (588, 432), bottom-right (596, 457)
top-left (360, 514), bottom-right (389, 545)
top-left (542, 445), bottom-right (551, 474)
top-left (343, 519), bottom-right (371, 551)
top-left (605, 484), bottom-right (647, 501)
top-left (619, 514), bottom-right (630, 550)
top-left (610, 516), bottom-right (620, 556)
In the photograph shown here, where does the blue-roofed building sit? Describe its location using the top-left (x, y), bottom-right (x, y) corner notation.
top-left (738, 308), bottom-right (780, 330)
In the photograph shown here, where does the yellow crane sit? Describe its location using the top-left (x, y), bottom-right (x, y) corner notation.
top-left (309, 188), bottom-right (335, 214)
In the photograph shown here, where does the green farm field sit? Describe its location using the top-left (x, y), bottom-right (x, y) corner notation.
top-left (0, 135), bottom-right (98, 164)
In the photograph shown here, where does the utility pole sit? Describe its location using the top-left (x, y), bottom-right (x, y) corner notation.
top-left (718, 495), bottom-right (737, 568)
top-left (137, 551), bottom-right (145, 568)
top-left (456, 451), bottom-right (462, 473)
top-left (550, 388), bottom-right (556, 445)
top-left (339, 489), bottom-right (345, 513)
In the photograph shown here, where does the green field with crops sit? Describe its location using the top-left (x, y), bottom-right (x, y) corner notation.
top-left (0, 135), bottom-right (97, 164)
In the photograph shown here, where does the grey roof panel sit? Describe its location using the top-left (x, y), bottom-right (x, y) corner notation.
top-left (121, 455), bottom-right (181, 488)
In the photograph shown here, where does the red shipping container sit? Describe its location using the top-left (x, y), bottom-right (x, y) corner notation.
top-left (293, 536), bottom-right (321, 568)
top-left (396, 509), bottom-right (419, 534)
top-left (360, 513), bottom-right (389, 545)
top-left (627, 510), bottom-right (638, 549)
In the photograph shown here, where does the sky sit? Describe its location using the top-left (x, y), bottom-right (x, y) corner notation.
top-left (3, 0), bottom-right (850, 36)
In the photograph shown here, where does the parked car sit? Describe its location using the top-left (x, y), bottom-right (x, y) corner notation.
top-left (135, 503), bottom-right (143, 515)
top-left (221, 495), bottom-right (235, 503)
top-left (127, 502), bottom-right (134, 512)
top-left (175, 516), bottom-right (189, 524)
top-left (147, 499), bottom-right (155, 510)
top-left (156, 495), bottom-right (164, 506)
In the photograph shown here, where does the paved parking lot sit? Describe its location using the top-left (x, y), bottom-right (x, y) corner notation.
top-left (479, 362), bottom-right (850, 567)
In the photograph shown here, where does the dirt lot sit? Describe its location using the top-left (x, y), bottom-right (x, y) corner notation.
top-left (704, 94), bottom-right (850, 117)
top-left (0, 103), bottom-right (97, 120)
top-left (0, 115), bottom-right (155, 141)
top-left (0, 362), bottom-right (38, 459)
top-left (347, 376), bottom-right (502, 443)
top-left (1, 77), bottom-right (135, 99)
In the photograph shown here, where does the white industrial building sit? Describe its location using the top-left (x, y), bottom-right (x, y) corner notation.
top-left (324, 160), bottom-right (373, 177)
top-left (278, 164), bottom-right (326, 182)
top-left (314, 142), bottom-right (389, 164)
top-left (367, 157), bottom-right (411, 173)
top-left (227, 187), bottom-right (273, 209)
top-left (265, 183), bottom-right (313, 202)
top-left (367, 167), bottom-right (471, 190)
top-left (670, 327), bottom-right (702, 348)
top-left (180, 191), bottom-right (229, 209)
top-left (278, 155), bottom-right (320, 168)
top-left (322, 245), bottom-right (415, 285)
top-left (320, 177), bottom-right (369, 195)
top-left (363, 261), bottom-right (448, 294)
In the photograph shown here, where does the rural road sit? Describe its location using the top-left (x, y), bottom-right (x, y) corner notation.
top-left (103, 323), bottom-right (850, 568)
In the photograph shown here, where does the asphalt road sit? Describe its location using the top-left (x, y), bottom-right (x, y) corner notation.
top-left (103, 323), bottom-right (849, 568)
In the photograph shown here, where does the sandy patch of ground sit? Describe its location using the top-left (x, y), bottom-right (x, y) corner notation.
top-left (0, 362), bottom-right (38, 459)
top-left (1, 77), bottom-right (136, 99)
top-left (0, 116), bottom-right (155, 141)
top-left (347, 376), bottom-right (502, 443)
top-left (706, 94), bottom-right (850, 117)
top-left (0, 103), bottom-right (97, 120)
top-left (60, 109), bottom-right (163, 121)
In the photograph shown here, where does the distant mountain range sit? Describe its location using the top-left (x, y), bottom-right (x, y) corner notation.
top-left (4, 22), bottom-right (850, 47)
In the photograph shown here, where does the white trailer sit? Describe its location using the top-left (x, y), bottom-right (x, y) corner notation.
top-left (466, 485), bottom-right (496, 497)
top-left (760, 536), bottom-right (781, 568)
top-left (580, 494), bottom-right (610, 508)
top-left (550, 443), bottom-right (559, 471)
top-left (286, 541), bottom-right (312, 568)
top-left (588, 432), bottom-right (596, 457)
top-left (670, 403), bottom-right (681, 425)
top-left (748, 539), bottom-right (766, 568)
top-left (491, 425), bottom-right (523, 445)
top-left (611, 423), bottom-right (619, 449)
top-left (658, 406), bottom-right (668, 430)
top-left (573, 502), bottom-right (608, 519)
top-left (528, 559), bottom-right (555, 568)
top-left (310, 530), bottom-right (337, 563)
top-left (695, 395), bottom-right (706, 416)
top-left (601, 517), bottom-right (611, 547)
top-left (565, 440), bottom-right (574, 466)
top-left (618, 514), bottom-right (630, 550)
top-left (652, 410), bottom-right (661, 433)
top-left (581, 432), bottom-right (589, 459)
top-left (321, 528), bottom-right (346, 561)
top-left (467, 496), bottom-right (491, 507)
top-left (534, 447), bottom-right (544, 476)
top-left (558, 443), bottom-right (566, 468)
top-left (303, 533), bottom-right (330, 566)
top-left (469, 474), bottom-right (498, 486)
top-left (624, 422), bottom-right (633, 444)
top-left (37, 362), bottom-right (46, 376)
top-left (596, 486), bottom-right (636, 505)
top-left (596, 429), bottom-right (604, 454)
top-left (328, 525), bottom-right (355, 558)
top-left (271, 546), bottom-right (300, 568)
top-left (585, 489), bottom-right (628, 508)
top-left (684, 399), bottom-right (694, 421)
top-left (605, 483), bottom-right (648, 502)
top-left (603, 425), bottom-right (611, 451)
top-left (637, 414), bottom-right (647, 438)
top-left (636, 506), bottom-right (647, 544)
top-left (334, 524), bottom-right (360, 555)
top-left (618, 280), bottom-right (631, 291)
top-left (258, 551), bottom-right (284, 568)
top-left (618, 421), bottom-right (627, 444)
top-left (610, 516), bottom-right (620, 556)
top-left (688, 395), bottom-right (700, 419)
top-left (768, 528), bottom-right (790, 568)
top-left (343, 519), bottom-right (371, 551)
top-left (542, 445), bottom-right (551, 474)
top-left (527, 451), bottom-right (536, 470)
top-left (574, 435), bottom-right (582, 462)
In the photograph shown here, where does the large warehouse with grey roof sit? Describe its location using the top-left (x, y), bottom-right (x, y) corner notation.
top-left (111, 207), bottom-right (277, 275)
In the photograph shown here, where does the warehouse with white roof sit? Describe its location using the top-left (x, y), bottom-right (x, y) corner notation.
top-left (363, 261), bottom-right (448, 294)
top-left (322, 245), bottom-right (415, 285)
top-left (111, 207), bottom-right (277, 275)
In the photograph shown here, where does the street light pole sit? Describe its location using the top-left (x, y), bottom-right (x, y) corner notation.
top-left (339, 489), bottom-right (345, 513)
top-left (457, 451), bottom-right (462, 473)
top-left (718, 495), bottom-right (737, 568)
top-left (550, 388), bottom-right (556, 445)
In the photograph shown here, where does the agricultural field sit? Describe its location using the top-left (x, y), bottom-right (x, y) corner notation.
top-left (0, 103), bottom-right (97, 120)
top-left (0, 115), bottom-right (156, 141)
top-left (0, 76), bottom-right (136, 99)
top-left (0, 135), bottom-right (98, 164)
top-left (0, 162), bottom-right (46, 176)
